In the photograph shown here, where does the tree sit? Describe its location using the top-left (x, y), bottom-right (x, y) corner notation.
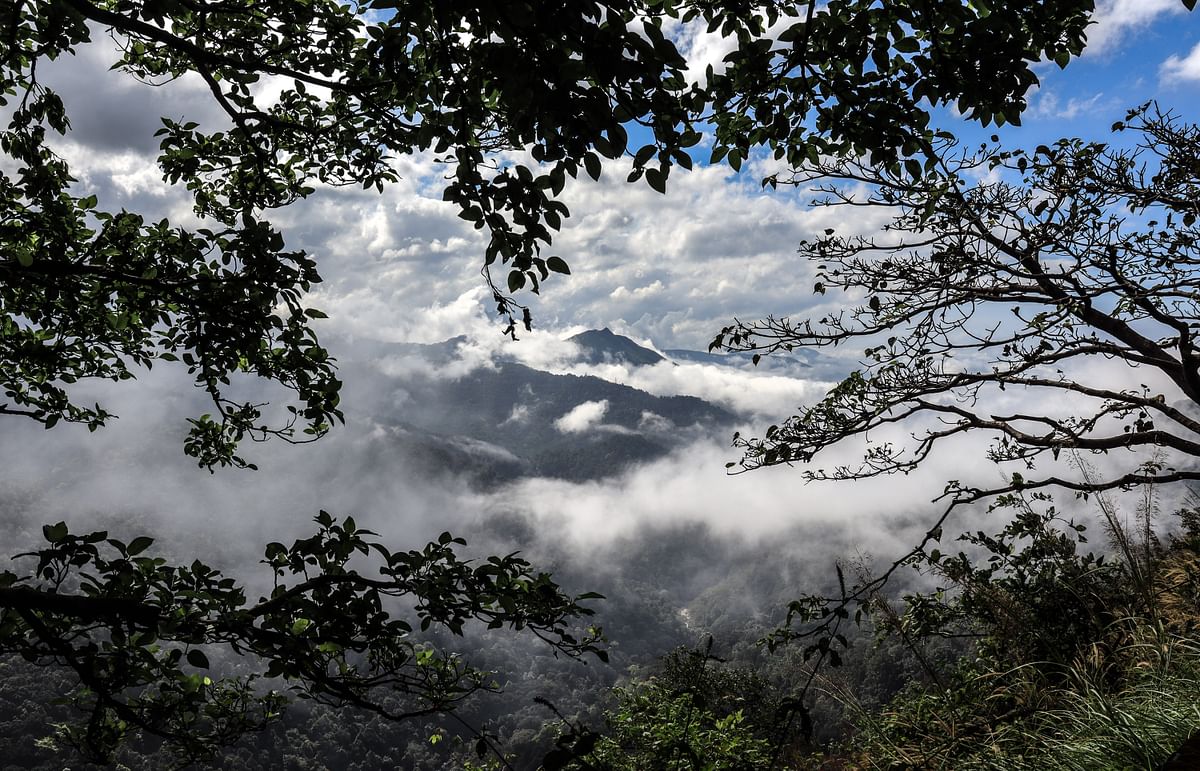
top-left (836, 489), bottom-right (1200, 769)
top-left (548, 645), bottom-right (786, 771)
top-left (2, 0), bottom-right (699, 467)
top-left (0, 513), bottom-right (606, 763)
top-left (715, 104), bottom-right (1200, 687)
top-left (699, 0), bottom-right (1095, 172)
top-left (718, 103), bottom-right (1200, 515)
top-left (0, 0), bottom-right (1152, 763)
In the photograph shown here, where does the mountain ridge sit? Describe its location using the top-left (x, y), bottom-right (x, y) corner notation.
top-left (355, 340), bottom-right (736, 484)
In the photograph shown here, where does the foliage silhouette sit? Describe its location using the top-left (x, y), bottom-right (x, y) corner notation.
top-left (714, 101), bottom-right (1200, 748)
top-left (0, 0), bottom-right (1172, 764)
top-left (0, 513), bottom-right (605, 763)
top-left (3, 0), bottom-right (1101, 462)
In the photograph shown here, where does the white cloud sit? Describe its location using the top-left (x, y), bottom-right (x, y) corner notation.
top-left (1161, 41), bottom-right (1200, 82)
top-left (318, 287), bottom-right (491, 346)
top-left (554, 400), bottom-right (610, 434)
top-left (1085, 0), bottom-right (1182, 57)
top-left (232, 114), bottom-right (880, 357)
top-left (638, 411), bottom-right (673, 433)
top-left (1029, 90), bottom-right (1111, 120)
top-left (503, 404), bottom-right (531, 425)
top-left (672, 11), bottom-right (794, 87)
top-left (610, 280), bottom-right (665, 301)
top-left (40, 28), bottom-right (227, 155)
top-left (482, 432), bottom-right (996, 550)
top-left (561, 358), bottom-right (830, 420)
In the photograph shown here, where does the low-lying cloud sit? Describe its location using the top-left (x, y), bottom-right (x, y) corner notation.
top-left (555, 400), bottom-right (611, 434)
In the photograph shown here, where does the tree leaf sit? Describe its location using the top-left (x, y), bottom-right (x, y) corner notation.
top-left (645, 167), bottom-right (667, 194)
top-left (127, 536), bottom-right (155, 555)
top-left (583, 152), bottom-right (601, 181)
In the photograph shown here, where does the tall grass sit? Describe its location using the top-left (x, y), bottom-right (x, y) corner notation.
top-left (1009, 632), bottom-right (1200, 770)
top-left (832, 477), bottom-right (1200, 771)
top-left (839, 629), bottom-right (1200, 770)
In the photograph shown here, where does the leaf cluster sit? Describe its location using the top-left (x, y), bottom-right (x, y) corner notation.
top-left (0, 512), bottom-right (605, 763)
top-left (552, 644), bottom-right (781, 771)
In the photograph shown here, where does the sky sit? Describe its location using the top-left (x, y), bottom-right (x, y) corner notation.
top-left (309, 1), bottom-right (1200, 350)
top-left (30, 1), bottom-right (1200, 353)
top-left (7, 2), bottom-right (1200, 586)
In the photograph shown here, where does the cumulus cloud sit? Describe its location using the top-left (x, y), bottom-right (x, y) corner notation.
top-left (610, 280), bottom-right (665, 301)
top-left (25, 25), bottom-right (895, 359)
top-left (554, 400), bottom-right (611, 434)
top-left (1085, 0), bottom-right (1182, 57)
top-left (40, 29), bottom-right (227, 156)
top-left (1161, 41), bottom-right (1200, 83)
top-left (269, 150), bottom-right (877, 354)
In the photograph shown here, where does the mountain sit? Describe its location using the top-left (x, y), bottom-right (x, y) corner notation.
top-left (567, 327), bottom-right (666, 366)
top-left (352, 342), bottom-right (735, 484)
top-left (665, 344), bottom-right (849, 380)
top-left (343, 327), bottom-right (848, 485)
top-left (663, 347), bottom-right (812, 368)
top-left (564, 327), bottom-right (845, 380)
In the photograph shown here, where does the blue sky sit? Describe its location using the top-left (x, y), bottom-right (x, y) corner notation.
top-left (956, 1), bottom-right (1200, 146)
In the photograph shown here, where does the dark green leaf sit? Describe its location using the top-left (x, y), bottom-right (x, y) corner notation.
top-left (127, 536), bottom-right (154, 555)
top-left (43, 522), bottom-right (68, 543)
top-left (645, 167), bottom-right (667, 194)
top-left (583, 152), bottom-right (601, 181)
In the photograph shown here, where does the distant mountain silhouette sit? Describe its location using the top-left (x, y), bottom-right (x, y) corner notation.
top-left (664, 347), bottom-right (812, 368)
top-left (665, 345), bottom-right (847, 380)
top-left (567, 327), bottom-right (666, 366)
top-left (564, 327), bottom-right (843, 379)
top-left (352, 337), bottom-right (735, 484)
top-left (343, 328), bottom-right (847, 484)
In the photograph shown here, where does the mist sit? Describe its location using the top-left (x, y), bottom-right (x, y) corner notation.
top-left (0, 314), bottom-right (1045, 591)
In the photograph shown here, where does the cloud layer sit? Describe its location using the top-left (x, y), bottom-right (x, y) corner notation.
top-left (1162, 42), bottom-right (1200, 83)
top-left (8, 10), bottom-right (1200, 628)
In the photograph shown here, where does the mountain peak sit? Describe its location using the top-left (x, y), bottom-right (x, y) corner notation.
top-left (568, 328), bottom-right (665, 367)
